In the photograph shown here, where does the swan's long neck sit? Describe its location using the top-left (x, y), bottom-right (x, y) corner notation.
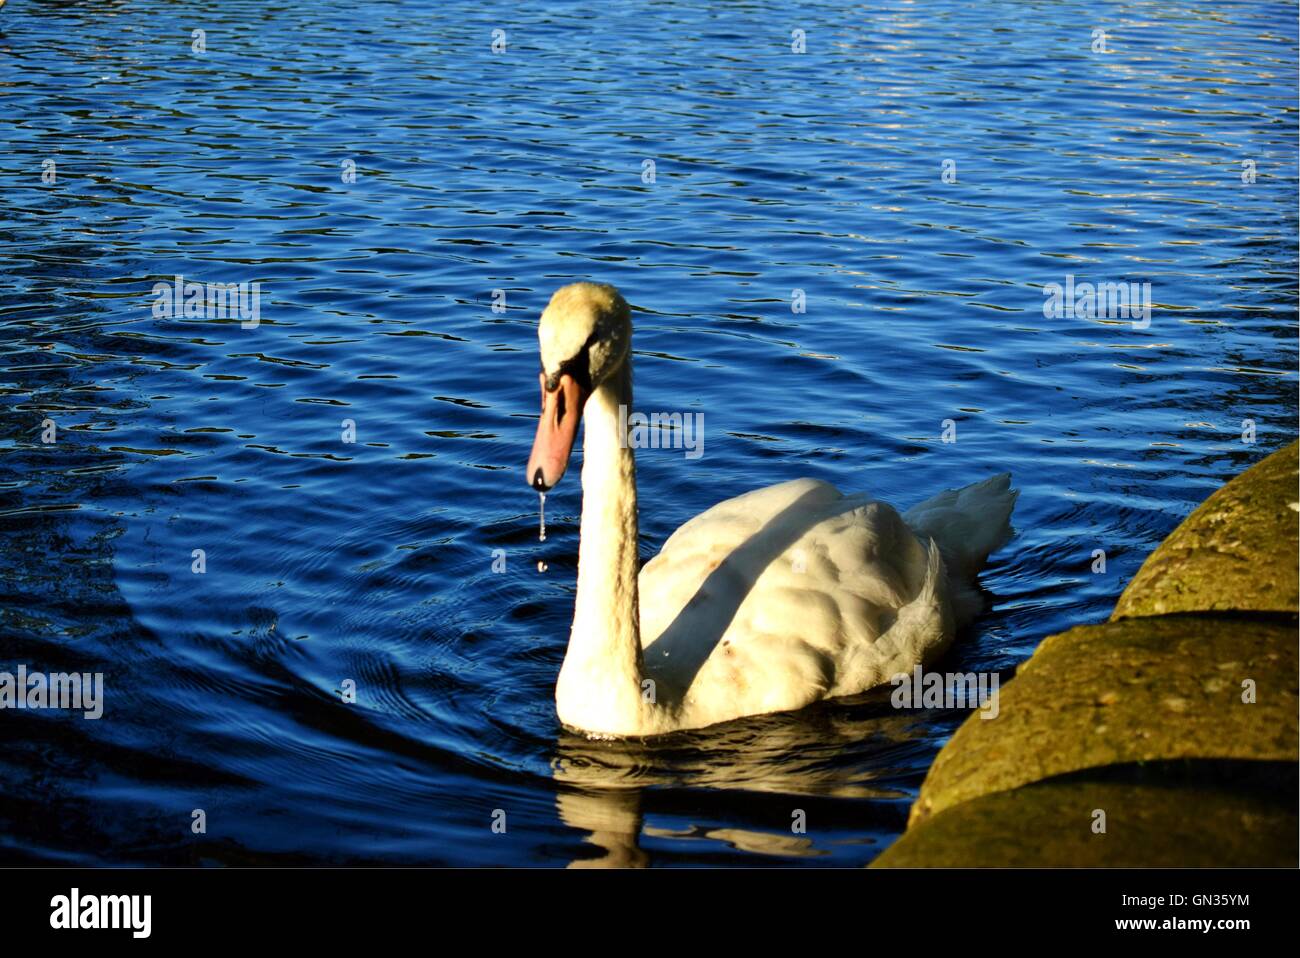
top-left (556, 360), bottom-right (647, 734)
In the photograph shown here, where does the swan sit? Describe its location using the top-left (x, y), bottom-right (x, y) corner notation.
top-left (526, 282), bottom-right (1017, 738)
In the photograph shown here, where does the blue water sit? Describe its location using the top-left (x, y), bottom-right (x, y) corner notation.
top-left (0, 0), bottom-right (1295, 865)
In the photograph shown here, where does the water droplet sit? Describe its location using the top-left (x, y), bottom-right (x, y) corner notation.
top-left (538, 491), bottom-right (546, 542)
top-left (537, 560), bottom-right (547, 573)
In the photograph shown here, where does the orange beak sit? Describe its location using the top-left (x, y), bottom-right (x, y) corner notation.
top-left (526, 372), bottom-right (586, 491)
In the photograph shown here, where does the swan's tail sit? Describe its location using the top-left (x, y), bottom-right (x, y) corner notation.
top-left (902, 473), bottom-right (1017, 625)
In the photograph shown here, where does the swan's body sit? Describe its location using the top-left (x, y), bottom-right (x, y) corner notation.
top-left (527, 282), bottom-right (1017, 738)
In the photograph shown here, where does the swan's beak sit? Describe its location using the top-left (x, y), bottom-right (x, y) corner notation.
top-left (526, 371), bottom-right (586, 492)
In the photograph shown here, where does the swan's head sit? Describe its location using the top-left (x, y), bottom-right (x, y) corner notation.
top-left (526, 282), bottom-right (631, 491)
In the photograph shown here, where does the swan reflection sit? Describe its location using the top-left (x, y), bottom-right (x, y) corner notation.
top-left (550, 693), bottom-right (936, 867)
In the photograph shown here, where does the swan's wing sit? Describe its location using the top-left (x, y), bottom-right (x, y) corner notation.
top-left (639, 478), bottom-right (837, 639)
top-left (638, 478), bottom-right (948, 721)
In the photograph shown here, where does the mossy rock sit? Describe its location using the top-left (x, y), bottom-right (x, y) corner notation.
top-left (910, 615), bottom-right (1297, 825)
top-left (875, 762), bottom-right (1297, 867)
top-left (1114, 442), bottom-right (1298, 619)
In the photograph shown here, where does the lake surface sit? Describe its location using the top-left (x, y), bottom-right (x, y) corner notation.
top-left (0, 0), bottom-right (1295, 865)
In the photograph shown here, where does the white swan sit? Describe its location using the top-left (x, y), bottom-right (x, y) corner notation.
top-left (527, 282), bottom-right (1017, 738)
